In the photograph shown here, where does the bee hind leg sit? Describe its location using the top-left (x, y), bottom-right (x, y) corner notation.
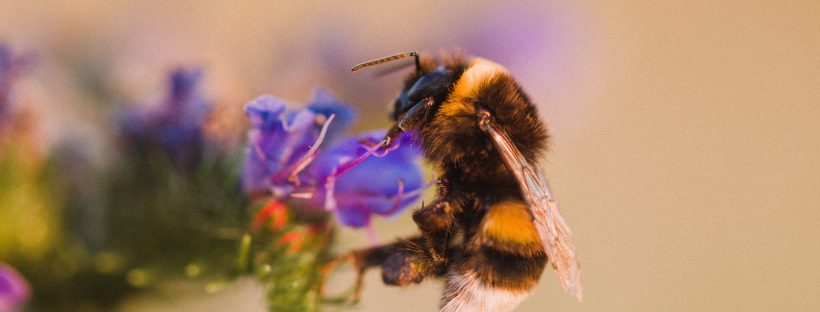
top-left (320, 237), bottom-right (425, 303)
top-left (381, 239), bottom-right (432, 286)
top-left (319, 252), bottom-right (361, 304)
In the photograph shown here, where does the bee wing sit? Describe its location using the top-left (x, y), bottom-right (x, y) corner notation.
top-left (479, 115), bottom-right (583, 301)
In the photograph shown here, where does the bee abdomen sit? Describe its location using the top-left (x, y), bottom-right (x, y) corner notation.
top-left (440, 252), bottom-right (546, 311)
top-left (440, 271), bottom-right (531, 312)
top-left (440, 201), bottom-right (547, 311)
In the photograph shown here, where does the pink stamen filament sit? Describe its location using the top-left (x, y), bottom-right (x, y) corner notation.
top-left (276, 112), bottom-right (317, 168)
top-left (379, 179), bottom-right (431, 215)
top-left (369, 140), bottom-right (400, 157)
top-left (402, 185), bottom-right (428, 198)
top-left (334, 138), bottom-right (386, 176)
top-left (366, 223), bottom-right (378, 246)
top-left (383, 179), bottom-right (405, 215)
top-left (278, 113), bottom-right (293, 132)
top-left (290, 192), bottom-right (314, 199)
top-left (253, 140), bottom-right (267, 162)
top-left (288, 114), bottom-right (335, 186)
top-left (324, 168), bottom-right (337, 211)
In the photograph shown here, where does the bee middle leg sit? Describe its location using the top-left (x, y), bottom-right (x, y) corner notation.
top-left (411, 179), bottom-right (456, 274)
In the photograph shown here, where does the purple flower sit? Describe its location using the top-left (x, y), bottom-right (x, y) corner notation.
top-left (241, 90), bottom-right (426, 229)
top-left (242, 89), bottom-right (356, 196)
top-left (0, 263), bottom-right (30, 312)
top-left (120, 68), bottom-right (210, 167)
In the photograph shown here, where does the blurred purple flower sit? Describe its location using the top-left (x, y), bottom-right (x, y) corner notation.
top-left (0, 43), bottom-right (32, 126)
top-left (242, 89), bottom-right (355, 196)
top-left (242, 90), bottom-right (425, 229)
top-left (120, 68), bottom-right (210, 167)
top-left (0, 263), bottom-right (30, 312)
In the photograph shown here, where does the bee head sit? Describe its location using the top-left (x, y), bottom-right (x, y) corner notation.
top-left (351, 51), bottom-right (461, 145)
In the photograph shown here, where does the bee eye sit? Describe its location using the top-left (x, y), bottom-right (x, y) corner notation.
top-left (391, 69), bottom-right (452, 120)
top-left (406, 69), bottom-right (451, 102)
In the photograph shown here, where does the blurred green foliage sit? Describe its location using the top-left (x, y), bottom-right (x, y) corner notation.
top-left (1, 136), bottom-right (254, 311)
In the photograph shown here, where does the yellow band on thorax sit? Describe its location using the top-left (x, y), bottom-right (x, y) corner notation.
top-left (439, 58), bottom-right (508, 117)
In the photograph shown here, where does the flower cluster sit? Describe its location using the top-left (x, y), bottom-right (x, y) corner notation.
top-left (120, 68), bottom-right (210, 168)
top-left (242, 90), bottom-right (425, 229)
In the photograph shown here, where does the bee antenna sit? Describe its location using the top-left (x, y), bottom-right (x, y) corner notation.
top-left (351, 51), bottom-right (420, 74)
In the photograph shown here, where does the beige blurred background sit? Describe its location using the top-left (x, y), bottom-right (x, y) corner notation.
top-left (2, 0), bottom-right (819, 311)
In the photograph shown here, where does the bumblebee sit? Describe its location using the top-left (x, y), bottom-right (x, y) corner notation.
top-left (323, 51), bottom-right (581, 311)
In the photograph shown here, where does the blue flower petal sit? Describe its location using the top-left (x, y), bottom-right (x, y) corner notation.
top-left (170, 68), bottom-right (202, 101)
top-left (244, 95), bottom-right (288, 130)
top-left (306, 88), bottom-right (357, 142)
top-left (332, 204), bottom-right (371, 228)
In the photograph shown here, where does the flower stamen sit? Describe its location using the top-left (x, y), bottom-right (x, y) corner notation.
top-left (324, 168), bottom-right (337, 211)
top-left (288, 114), bottom-right (335, 187)
top-left (366, 223), bottom-right (378, 246)
top-left (383, 179), bottom-right (405, 216)
top-left (334, 138), bottom-right (386, 176)
top-left (290, 191), bottom-right (314, 199)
